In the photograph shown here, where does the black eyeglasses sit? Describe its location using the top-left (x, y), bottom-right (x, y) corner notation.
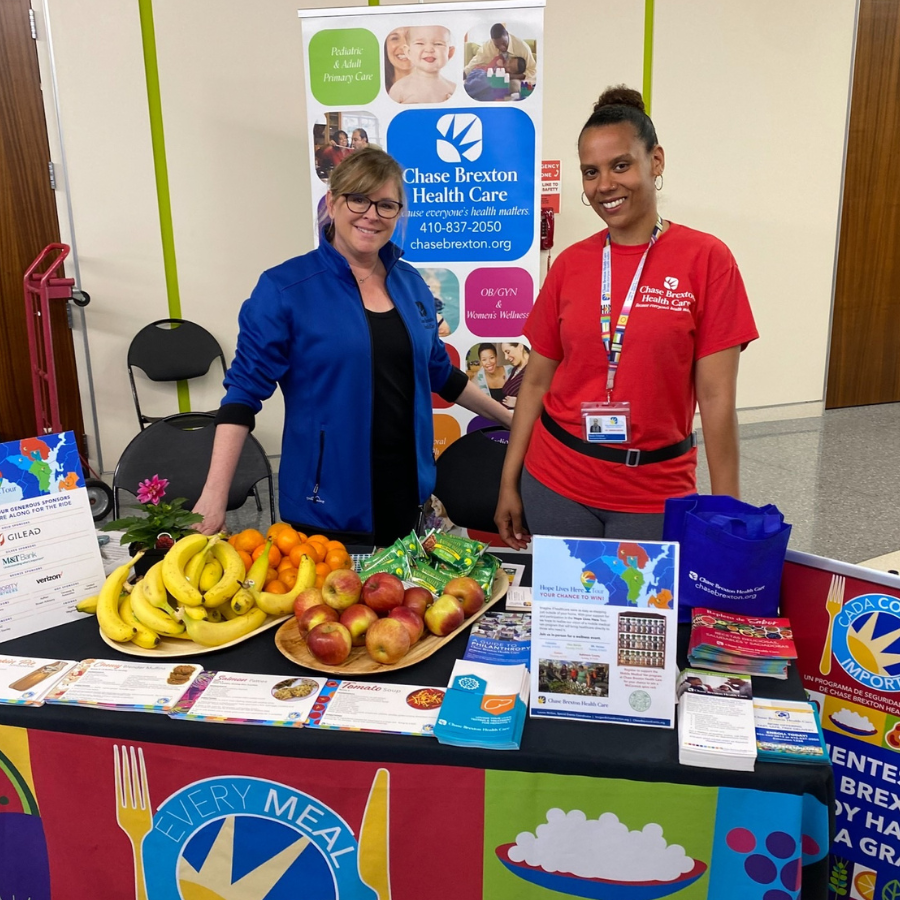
top-left (342, 193), bottom-right (403, 219)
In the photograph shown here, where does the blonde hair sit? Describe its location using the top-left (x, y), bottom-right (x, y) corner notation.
top-left (328, 148), bottom-right (405, 204)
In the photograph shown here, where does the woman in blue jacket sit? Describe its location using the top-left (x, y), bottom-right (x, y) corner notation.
top-left (195, 149), bottom-right (511, 545)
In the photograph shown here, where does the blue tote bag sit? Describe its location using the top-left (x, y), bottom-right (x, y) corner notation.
top-left (663, 494), bottom-right (792, 622)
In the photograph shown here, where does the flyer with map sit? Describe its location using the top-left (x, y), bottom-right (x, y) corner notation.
top-left (530, 535), bottom-right (679, 728)
top-left (0, 433), bottom-right (106, 641)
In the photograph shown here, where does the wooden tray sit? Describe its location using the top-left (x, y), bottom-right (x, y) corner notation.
top-left (99, 613), bottom-right (291, 658)
top-left (274, 571), bottom-right (508, 675)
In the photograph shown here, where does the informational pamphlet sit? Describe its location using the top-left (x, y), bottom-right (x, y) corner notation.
top-left (753, 697), bottom-right (828, 764)
top-left (529, 535), bottom-right (679, 728)
top-left (677, 669), bottom-right (757, 771)
top-left (501, 564), bottom-right (526, 588)
top-left (0, 433), bottom-right (106, 640)
top-left (0, 655), bottom-right (78, 706)
top-left (169, 671), bottom-right (327, 727)
top-left (45, 659), bottom-right (203, 713)
top-left (304, 680), bottom-right (444, 736)
top-left (504, 586), bottom-right (532, 611)
top-left (464, 612), bottom-right (531, 666)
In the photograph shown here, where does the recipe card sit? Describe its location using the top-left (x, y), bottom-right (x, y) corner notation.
top-left (45, 659), bottom-right (203, 713)
top-left (170, 671), bottom-right (327, 727)
top-left (304, 680), bottom-right (445, 736)
top-left (0, 655), bottom-right (78, 706)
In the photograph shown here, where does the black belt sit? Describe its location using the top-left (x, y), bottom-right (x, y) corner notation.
top-left (540, 410), bottom-right (697, 467)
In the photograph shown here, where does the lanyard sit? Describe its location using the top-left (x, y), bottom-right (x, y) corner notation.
top-left (600, 215), bottom-right (664, 399)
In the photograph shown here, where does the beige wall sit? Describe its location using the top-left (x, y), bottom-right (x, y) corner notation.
top-left (35, 0), bottom-right (856, 475)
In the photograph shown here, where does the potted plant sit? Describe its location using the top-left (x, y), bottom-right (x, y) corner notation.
top-left (101, 475), bottom-right (203, 574)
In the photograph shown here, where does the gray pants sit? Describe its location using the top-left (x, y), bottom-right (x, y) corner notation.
top-left (521, 467), bottom-right (665, 540)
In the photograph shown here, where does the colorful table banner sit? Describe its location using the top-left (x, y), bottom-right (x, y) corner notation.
top-left (782, 550), bottom-right (900, 899)
top-left (299, 1), bottom-right (544, 474)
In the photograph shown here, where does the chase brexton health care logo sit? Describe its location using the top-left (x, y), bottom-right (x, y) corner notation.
top-left (831, 593), bottom-right (900, 692)
top-left (436, 113), bottom-right (482, 163)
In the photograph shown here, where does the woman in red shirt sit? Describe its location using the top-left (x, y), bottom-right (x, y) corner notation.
top-left (495, 86), bottom-right (758, 547)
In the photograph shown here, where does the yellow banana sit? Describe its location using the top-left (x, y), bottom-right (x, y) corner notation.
top-left (76, 594), bottom-right (98, 614)
top-left (141, 561), bottom-right (170, 610)
top-left (130, 578), bottom-right (186, 637)
top-left (182, 606), bottom-right (208, 621)
top-left (183, 607), bottom-right (267, 646)
top-left (161, 533), bottom-right (208, 606)
top-left (256, 553), bottom-right (316, 616)
top-left (201, 540), bottom-right (246, 607)
top-left (183, 543), bottom-right (209, 587)
top-left (220, 603), bottom-right (240, 620)
top-left (119, 592), bottom-right (159, 650)
top-left (199, 559), bottom-right (224, 593)
top-left (230, 587), bottom-right (256, 616)
top-left (206, 608), bottom-right (224, 623)
top-left (230, 540), bottom-right (271, 614)
top-left (96, 554), bottom-right (140, 642)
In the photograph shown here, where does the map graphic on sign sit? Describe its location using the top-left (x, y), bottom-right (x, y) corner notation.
top-left (533, 536), bottom-right (676, 608)
top-left (0, 434), bottom-right (84, 504)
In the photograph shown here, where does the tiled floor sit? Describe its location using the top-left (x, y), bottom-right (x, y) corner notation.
top-left (191, 402), bottom-right (900, 567)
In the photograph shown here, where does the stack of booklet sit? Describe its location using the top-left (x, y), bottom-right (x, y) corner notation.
top-left (753, 697), bottom-right (829, 764)
top-left (677, 668), bottom-right (757, 771)
top-left (687, 608), bottom-right (796, 679)
top-left (434, 659), bottom-right (529, 750)
top-left (0, 655), bottom-right (78, 706)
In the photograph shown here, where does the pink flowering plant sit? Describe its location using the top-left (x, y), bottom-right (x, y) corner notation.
top-left (102, 474), bottom-right (202, 550)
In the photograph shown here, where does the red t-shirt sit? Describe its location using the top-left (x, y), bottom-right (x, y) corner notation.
top-left (523, 222), bottom-right (759, 513)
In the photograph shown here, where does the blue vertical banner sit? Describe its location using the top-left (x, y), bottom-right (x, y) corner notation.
top-left (299, 1), bottom-right (545, 523)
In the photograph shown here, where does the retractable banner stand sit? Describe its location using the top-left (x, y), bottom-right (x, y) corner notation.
top-left (299, 0), bottom-right (544, 531)
top-left (781, 550), bottom-right (900, 900)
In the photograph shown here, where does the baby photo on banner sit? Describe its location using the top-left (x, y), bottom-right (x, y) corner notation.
top-left (299, 1), bottom-right (544, 503)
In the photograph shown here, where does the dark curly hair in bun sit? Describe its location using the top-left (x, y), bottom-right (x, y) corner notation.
top-left (579, 85), bottom-right (658, 153)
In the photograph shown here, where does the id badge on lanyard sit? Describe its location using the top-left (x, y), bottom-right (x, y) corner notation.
top-left (580, 215), bottom-right (663, 446)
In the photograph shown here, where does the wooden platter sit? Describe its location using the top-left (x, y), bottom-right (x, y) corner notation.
top-left (274, 571), bottom-right (508, 675)
top-left (98, 613), bottom-right (291, 658)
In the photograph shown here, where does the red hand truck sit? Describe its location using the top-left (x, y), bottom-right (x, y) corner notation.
top-left (23, 243), bottom-right (113, 520)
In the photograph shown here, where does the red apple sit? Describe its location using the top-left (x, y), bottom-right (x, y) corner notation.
top-left (365, 617), bottom-right (411, 665)
top-left (443, 576), bottom-right (485, 619)
top-left (424, 594), bottom-right (465, 636)
top-left (293, 587), bottom-right (325, 621)
top-left (362, 572), bottom-right (405, 615)
top-left (322, 568), bottom-right (363, 611)
top-left (389, 606), bottom-right (425, 645)
top-left (340, 603), bottom-right (379, 647)
top-left (306, 621), bottom-right (352, 666)
top-left (403, 586), bottom-right (433, 618)
top-left (298, 603), bottom-right (339, 637)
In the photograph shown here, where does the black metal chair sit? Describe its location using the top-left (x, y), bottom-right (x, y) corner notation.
top-left (433, 425), bottom-right (508, 533)
top-left (112, 413), bottom-right (275, 525)
top-left (127, 319), bottom-right (227, 429)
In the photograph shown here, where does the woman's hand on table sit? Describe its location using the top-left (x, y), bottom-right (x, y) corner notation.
top-left (495, 484), bottom-right (531, 550)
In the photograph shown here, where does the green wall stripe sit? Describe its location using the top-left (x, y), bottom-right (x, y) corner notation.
top-left (643, 0), bottom-right (654, 116)
top-left (138, 0), bottom-right (191, 413)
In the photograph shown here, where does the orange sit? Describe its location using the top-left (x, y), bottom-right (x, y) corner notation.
top-left (296, 541), bottom-right (325, 564)
top-left (252, 542), bottom-right (282, 567)
top-left (324, 539), bottom-right (346, 552)
top-left (266, 522), bottom-right (290, 541)
top-left (275, 528), bottom-right (302, 556)
top-left (264, 580), bottom-right (288, 594)
top-left (314, 573), bottom-right (326, 589)
top-left (277, 556), bottom-right (295, 572)
top-left (296, 532), bottom-right (308, 543)
top-left (234, 529), bottom-right (265, 553)
top-left (288, 545), bottom-right (309, 568)
top-left (325, 549), bottom-right (352, 571)
top-left (265, 567), bottom-right (278, 585)
top-left (307, 534), bottom-right (329, 547)
top-left (228, 534), bottom-right (240, 547)
top-left (237, 550), bottom-right (253, 572)
top-left (280, 567), bottom-right (298, 589)
top-left (315, 562), bottom-right (331, 579)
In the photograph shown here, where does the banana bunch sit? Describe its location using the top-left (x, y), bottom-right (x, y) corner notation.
top-left (83, 533), bottom-right (315, 649)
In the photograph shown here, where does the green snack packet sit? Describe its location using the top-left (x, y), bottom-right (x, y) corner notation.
top-left (400, 529), bottom-right (430, 561)
top-left (359, 544), bottom-right (409, 580)
top-left (407, 560), bottom-right (451, 594)
top-left (470, 554), bottom-right (500, 595)
top-left (426, 532), bottom-right (485, 572)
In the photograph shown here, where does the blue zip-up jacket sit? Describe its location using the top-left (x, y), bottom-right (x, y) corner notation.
top-left (221, 234), bottom-right (456, 534)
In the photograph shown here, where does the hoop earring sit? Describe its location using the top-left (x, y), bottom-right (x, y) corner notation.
top-left (581, 192), bottom-right (591, 206)
top-left (655, 174), bottom-right (664, 192)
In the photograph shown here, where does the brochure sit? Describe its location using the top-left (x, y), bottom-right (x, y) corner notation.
top-left (434, 660), bottom-right (529, 750)
top-left (0, 432), bottom-right (107, 641)
top-left (169, 671), bottom-right (327, 727)
top-left (530, 535), bottom-right (679, 729)
top-left (45, 658), bottom-right (203, 713)
top-left (0, 655), bottom-right (78, 706)
top-left (464, 612), bottom-right (531, 666)
top-left (501, 563), bottom-right (526, 588)
top-left (753, 697), bottom-right (829, 764)
top-left (504, 586), bottom-right (532, 611)
top-left (677, 669), bottom-right (757, 771)
top-left (304, 680), bottom-right (444, 736)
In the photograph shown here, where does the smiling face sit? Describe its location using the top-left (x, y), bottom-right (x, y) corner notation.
top-left (326, 180), bottom-right (401, 264)
top-left (579, 121), bottom-right (664, 244)
top-left (501, 343), bottom-right (523, 366)
top-left (405, 26), bottom-right (453, 74)
top-left (386, 29), bottom-right (411, 73)
top-left (479, 347), bottom-right (498, 372)
top-left (492, 30), bottom-right (510, 54)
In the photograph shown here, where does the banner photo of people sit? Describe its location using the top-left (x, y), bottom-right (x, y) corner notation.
top-left (780, 550), bottom-right (900, 900)
top-left (299, 1), bottom-right (544, 536)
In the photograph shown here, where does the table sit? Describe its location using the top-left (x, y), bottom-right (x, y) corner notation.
top-left (0, 556), bottom-right (833, 900)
